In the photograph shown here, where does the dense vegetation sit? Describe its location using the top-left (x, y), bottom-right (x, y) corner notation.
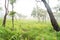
top-left (0, 19), bottom-right (60, 40)
top-left (0, 0), bottom-right (60, 40)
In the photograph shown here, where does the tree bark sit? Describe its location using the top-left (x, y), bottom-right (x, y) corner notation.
top-left (12, 3), bottom-right (14, 29)
top-left (41, 0), bottom-right (60, 32)
top-left (2, 0), bottom-right (9, 27)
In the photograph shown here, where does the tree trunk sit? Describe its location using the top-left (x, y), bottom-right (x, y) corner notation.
top-left (2, 0), bottom-right (9, 27)
top-left (12, 3), bottom-right (14, 29)
top-left (37, 16), bottom-right (40, 22)
top-left (12, 15), bottom-right (14, 29)
top-left (41, 0), bottom-right (60, 32)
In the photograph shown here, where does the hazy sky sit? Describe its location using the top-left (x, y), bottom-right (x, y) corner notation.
top-left (0, 0), bottom-right (58, 18)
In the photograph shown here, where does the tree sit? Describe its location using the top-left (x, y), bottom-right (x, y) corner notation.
top-left (2, 0), bottom-right (9, 27)
top-left (31, 7), bottom-right (47, 22)
top-left (41, 0), bottom-right (60, 32)
top-left (53, 7), bottom-right (60, 21)
top-left (55, 0), bottom-right (60, 21)
top-left (31, 8), bottom-right (36, 17)
top-left (31, 7), bottom-right (41, 22)
top-left (10, 0), bottom-right (16, 29)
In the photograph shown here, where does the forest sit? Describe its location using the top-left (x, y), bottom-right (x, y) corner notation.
top-left (0, 0), bottom-right (60, 40)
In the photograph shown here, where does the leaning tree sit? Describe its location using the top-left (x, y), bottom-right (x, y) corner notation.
top-left (41, 0), bottom-right (60, 32)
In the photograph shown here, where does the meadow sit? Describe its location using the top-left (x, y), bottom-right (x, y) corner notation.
top-left (0, 19), bottom-right (60, 40)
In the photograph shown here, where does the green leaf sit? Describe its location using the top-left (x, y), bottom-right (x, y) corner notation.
top-left (9, 11), bottom-right (16, 16)
top-left (10, 0), bottom-right (16, 4)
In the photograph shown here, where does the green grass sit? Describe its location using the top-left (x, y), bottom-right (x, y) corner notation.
top-left (0, 19), bottom-right (59, 40)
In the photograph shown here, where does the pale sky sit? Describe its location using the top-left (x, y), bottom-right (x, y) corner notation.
top-left (0, 0), bottom-right (58, 18)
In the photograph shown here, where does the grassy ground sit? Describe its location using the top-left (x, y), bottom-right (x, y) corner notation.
top-left (0, 19), bottom-right (59, 40)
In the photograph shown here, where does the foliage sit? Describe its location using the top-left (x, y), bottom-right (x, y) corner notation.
top-left (10, 0), bottom-right (16, 4)
top-left (9, 11), bottom-right (16, 16)
top-left (31, 8), bottom-right (36, 17)
top-left (56, 32), bottom-right (60, 40)
top-left (0, 26), bottom-right (15, 40)
top-left (31, 7), bottom-right (47, 17)
top-left (0, 19), bottom-right (59, 40)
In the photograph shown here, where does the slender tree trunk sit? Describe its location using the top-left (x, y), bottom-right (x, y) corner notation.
top-left (12, 15), bottom-right (14, 29)
top-left (38, 16), bottom-right (40, 22)
top-left (12, 3), bottom-right (14, 29)
top-left (41, 0), bottom-right (60, 32)
top-left (2, 0), bottom-right (9, 27)
top-left (44, 15), bottom-right (46, 23)
top-left (42, 16), bottom-right (45, 22)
